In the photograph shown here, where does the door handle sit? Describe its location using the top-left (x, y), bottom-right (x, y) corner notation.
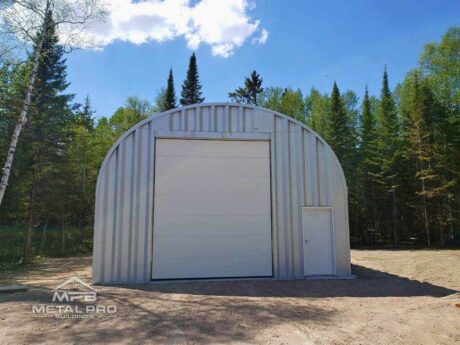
top-left (304, 239), bottom-right (308, 243)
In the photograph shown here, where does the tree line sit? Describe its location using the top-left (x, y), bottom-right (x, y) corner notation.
top-left (0, 21), bottom-right (458, 263)
top-left (230, 29), bottom-right (460, 248)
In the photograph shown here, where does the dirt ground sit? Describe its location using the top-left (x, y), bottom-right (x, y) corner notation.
top-left (0, 250), bottom-right (459, 345)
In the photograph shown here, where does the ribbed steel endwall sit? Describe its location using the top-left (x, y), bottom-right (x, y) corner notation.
top-left (93, 103), bottom-right (351, 283)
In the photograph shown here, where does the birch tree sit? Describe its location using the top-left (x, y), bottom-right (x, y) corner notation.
top-left (0, 0), bottom-right (106, 206)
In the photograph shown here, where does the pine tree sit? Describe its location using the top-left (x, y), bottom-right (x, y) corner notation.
top-left (180, 53), bottom-right (204, 105)
top-left (358, 86), bottom-right (379, 240)
top-left (361, 87), bottom-right (374, 150)
top-left (328, 84), bottom-right (360, 240)
top-left (67, 115), bottom-right (98, 244)
top-left (229, 70), bottom-right (264, 105)
top-left (76, 95), bottom-right (95, 129)
top-left (379, 68), bottom-right (399, 141)
top-left (372, 67), bottom-right (400, 246)
top-left (327, 82), bottom-right (353, 167)
top-left (164, 68), bottom-right (177, 110)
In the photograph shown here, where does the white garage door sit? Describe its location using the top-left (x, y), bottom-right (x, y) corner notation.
top-left (152, 139), bottom-right (273, 279)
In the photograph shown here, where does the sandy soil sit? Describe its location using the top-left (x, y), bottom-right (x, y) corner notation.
top-left (0, 249), bottom-right (459, 345)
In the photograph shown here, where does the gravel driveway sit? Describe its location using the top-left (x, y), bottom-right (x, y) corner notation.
top-left (0, 250), bottom-right (459, 344)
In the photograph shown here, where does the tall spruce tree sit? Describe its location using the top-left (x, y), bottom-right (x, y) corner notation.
top-left (327, 82), bottom-right (353, 168)
top-left (329, 85), bottom-right (360, 240)
top-left (164, 68), bottom-right (177, 110)
top-left (21, 10), bottom-right (74, 262)
top-left (361, 87), bottom-right (374, 151)
top-left (359, 86), bottom-right (379, 240)
top-left (372, 67), bottom-right (400, 246)
top-left (180, 53), bottom-right (204, 105)
top-left (76, 95), bottom-right (95, 129)
top-left (229, 70), bottom-right (264, 105)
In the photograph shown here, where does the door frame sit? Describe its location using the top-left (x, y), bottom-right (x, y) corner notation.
top-left (301, 206), bottom-right (337, 276)
top-left (150, 131), bottom-right (274, 280)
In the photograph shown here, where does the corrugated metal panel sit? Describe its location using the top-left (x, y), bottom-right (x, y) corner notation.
top-left (93, 103), bottom-right (351, 283)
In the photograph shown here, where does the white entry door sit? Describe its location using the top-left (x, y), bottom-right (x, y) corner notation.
top-left (302, 207), bottom-right (335, 276)
top-left (152, 139), bottom-right (273, 279)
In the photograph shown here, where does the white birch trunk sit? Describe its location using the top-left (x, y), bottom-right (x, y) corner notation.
top-left (0, 35), bottom-right (45, 206)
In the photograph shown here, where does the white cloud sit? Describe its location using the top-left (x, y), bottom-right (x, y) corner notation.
top-left (81, 0), bottom-right (268, 57)
top-left (252, 28), bottom-right (268, 45)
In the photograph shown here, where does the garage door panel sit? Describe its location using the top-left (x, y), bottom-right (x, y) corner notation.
top-left (154, 215), bottom-right (271, 236)
top-left (155, 175), bottom-right (270, 196)
top-left (155, 194), bottom-right (270, 216)
top-left (153, 234), bottom-right (272, 258)
top-left (156, 139), bottom-right (269, 158)
top-left (155, 156), bottom-right (269, 177)
top-left (152, 139), bottom-right (272, 279)
top-left (152, 255), bottom-right (273, 279)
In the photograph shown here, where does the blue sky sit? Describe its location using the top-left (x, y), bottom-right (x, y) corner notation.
top-left (65, 0), bottom-right (459, 118)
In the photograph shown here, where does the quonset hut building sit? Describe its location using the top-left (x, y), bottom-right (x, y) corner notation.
top-left (92, 103), bottom-right (351, 283)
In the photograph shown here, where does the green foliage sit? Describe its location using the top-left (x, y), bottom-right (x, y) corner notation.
top-left (377, 68), bottom-right (399, 143)
top-left (233, 28), bottom-right (459, 246)
top-left (327, 82), bottom-right (354, 168)
top-left (0, 88), bottom-right (151, 263)
top-left (180, 53), bottom-right (204, 105)
top-left (75, 95), bottom-right (95, 129)
top-left (229, 70), bottom-right (264, 105)
top-left (327, 83), bottom-right (360, 238)
top-left (368, 68), bottom-right (402, 245)
top-left (156, 69), bottom-right (177, 112)
top-left (0, 225), bottom-right (92, 264)
top-left (280, 88), bottom-right (305, 122)
top-left (371, 68), bottom-right (400, 187)
top-left (109, 96), bottom-right (152, 136)
top-left (0, 12), bottom-right (154, 262)
top-left (305, 88), bottom-right (329, 136)
top-left (360, 87), bottom-right (375, 148)
top-left (260, 87), bottom-right (305, 122)
top-left (153, 87), bottom-right (166, 113)
top-left (419, 27), bottom-right (460, 242)
top-left (420, 27), bottom-right (460, 110)
top-left (164, 68), bottom-right (177, 110)
top-left (356, 87), bottom-right (379, 239)
top-left (259, 86), bottom-right (283, 110)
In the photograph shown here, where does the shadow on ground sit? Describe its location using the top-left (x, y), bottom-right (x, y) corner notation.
top-left (0, 257), bottom-right (458, 344)
top-left (0, 275), bottom-right (335, 344)
top-left (114, 264), bottom-right (458, 298)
